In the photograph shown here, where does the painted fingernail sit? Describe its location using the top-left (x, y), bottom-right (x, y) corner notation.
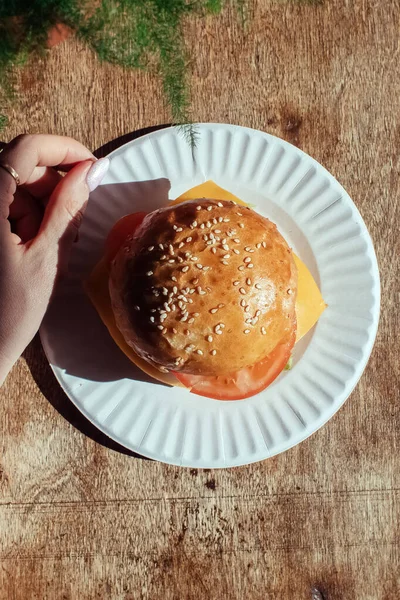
top-left (86, 157), bottom-right (110, 192)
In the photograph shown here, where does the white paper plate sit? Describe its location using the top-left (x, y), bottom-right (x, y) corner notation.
top-left (40, 124), bottom-right (380, 468)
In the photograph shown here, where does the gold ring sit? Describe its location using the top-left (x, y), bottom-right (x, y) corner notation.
top-left (0, 162), bottom-right (20, 186)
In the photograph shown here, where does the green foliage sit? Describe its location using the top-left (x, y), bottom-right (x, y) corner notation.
top-left (0, 0), bottom-right (314, 136)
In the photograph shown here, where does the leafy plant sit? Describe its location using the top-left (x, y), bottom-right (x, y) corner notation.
top-left (0, 1), bottom-right (316, 135)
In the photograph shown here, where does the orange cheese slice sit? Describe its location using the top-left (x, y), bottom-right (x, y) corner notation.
top-left (86, 180), bottom-right (326, 385)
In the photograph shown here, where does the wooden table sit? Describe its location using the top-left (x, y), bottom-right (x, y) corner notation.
top-left (1, 2), bottom-right (399, 598)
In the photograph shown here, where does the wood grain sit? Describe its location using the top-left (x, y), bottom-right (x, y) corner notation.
top-left (1, 1), bottom-right (399, 598)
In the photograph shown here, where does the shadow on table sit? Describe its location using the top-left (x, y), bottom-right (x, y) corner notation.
top-left (24, 125), bottom-right (175, 458)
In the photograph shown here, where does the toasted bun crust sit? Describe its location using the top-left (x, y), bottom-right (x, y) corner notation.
top-left (109, 200), bottom-right (297, 375)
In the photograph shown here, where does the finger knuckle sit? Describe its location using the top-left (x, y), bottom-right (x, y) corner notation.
top-left (65, 205), bottom-right (85, 232)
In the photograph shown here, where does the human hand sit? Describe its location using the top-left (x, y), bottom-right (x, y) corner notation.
top-left (0, 134), bottom-right (110, 384)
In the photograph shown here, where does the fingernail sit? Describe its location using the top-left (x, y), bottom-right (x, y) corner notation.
top-left (86, 157), bottom-right (110, 192)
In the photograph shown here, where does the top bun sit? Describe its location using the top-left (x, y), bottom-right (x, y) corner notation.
top-left (109, 199), bottom-right (297, 376)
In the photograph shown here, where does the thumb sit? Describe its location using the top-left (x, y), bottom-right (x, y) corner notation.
top-left (36, 157), bottom-right (109, 256)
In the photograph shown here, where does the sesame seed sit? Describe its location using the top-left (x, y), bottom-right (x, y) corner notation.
top-left (196, 264), bottom-right (203, 269)
top-left (172, 276), bottom-right (177, 282)
top-left (261, 327), bottom-right (267, 335)
top-left (153, 291), bottom-right (160, 297)
top-left (186, 236), bottom-right (192, 243)
top-left (172, 328), bottom-right (177, 334)
top-left (184, 329), bottom-right (190, 335)
top-left (188, 318), bottom-right (195, 324)
top-left (173, 286), bottom-right (178, 294)
top-left (247, 263), bottom-right (254, 269)
top-left (233, 249), bottom-right (240, 255)
top-left (245, 318), bottom-right (252, 324)
top-left (252, 318), bottom-right (259, 325)
top-left (213, 218), bottom-right (218, 224)
top-left (176, 227), bottom-right (183, 232)
top-left (207, 206), bottom-right (213, 211)
top-left (256, 243), bottom-right (261, 249)
top-left (218, 322), bottom-right (225, 328)
top-left (237, 212), bottom-right (243, 216)
top-left (223, 218), bottom-right (230, 222)
top-left (206, 240), bottom-right (214, 245)
top-left (200, 223), bottom-right (205, 229)
top-left (262, 241), bottom-right (267, 248)
top-left (218, 217), bottom-right (223, 223)
top-left (150, 316), bottom-right (155, 323)
top-left (246, 278), bottom-right (251, 285)
top-left (196, 205), bottom-right (202, 211)
top-left (211, 350), bottom-right (217, 356)
top-left (223, 254), bottom-right (230, 259)
top-left (255, 283), bottom-right (262, 290)
top-left (157, 325), bottom-right (164, 330)
top-left (146, 271), bottom-right (153, 276)
top-left (203, 234), bottom-right (208, 241)
top-left (215, 329), bottom-right (223, 335)
top-left (178, 242), bottom-right (184, 249)
top-left (244, 329), bottom-right (250, 334)
top-left (222, 238), bottom-right (227, 244)
top-left (177, 257), bottom-right (184, 263)
top-left (159, 243), bottom-right (164, 250)
top-left (148, 246), bottom-right (154, 251)
top-left (206, 221), bottom-right (212, 228)
top-left (239, 223), bottom-right (245, 228)
top-left (217, 202), bottom-right (223, 207)
top-left (173, 225), bottom-right (178, 231)
top-left (159, 366), bottom-right (169, 373)
top-left (215, 229), bottom-right (221, 234)
top-left (191, 221), bottom-right (197, 228)
top-left (168, 259), bottom-right (175, 264)
top-left (240, 299), bottom-right (246, 307)
top-left (255, 310), bottom-right (261, 317)
top-left (182, 266), bottom-right (189, 272)
top-left (180, 315), bottom-right (188, 322)
top-left (164, 303), bottom-right (171, 312)
top-left (218, 305), bottom-right (225, 310)
top-left (222, 244), bottom-right (230, 251)
top-left (239, 288), bottom-right (246, 295)
top-left (244, 257), bottom-right (251, 263)
top-left (188, 298), bottom-right (193, 304)
top-left (209, 232), bottom-right (215, 239)
top-left (210, 308), bottom-right (218, 314)
top-left (287, 289), bottom-right (293, 295)
top-left (162, 287), bottom-right (168, 295)
top-left (207, 335), bottom-right (213, 343)
top-left (134, 305), bottom-right (140, 311)
top-left (233, 238), bottom-right (240, 243)
top-left (184, 252), bottom-right (191, 259)
top-left (233, 280), bottom-right (240, 286)
top-left (211, 248), bottom-right (217, 254)
top-left (160, 255), bottom-right (167, 260)
top-left (185, 344), bottom-right (195, 351)
top-left (171, 304), bottom-right (176, 311)
top-left (168, 244), bottom-right (174, 254)
top-left (244, 246), bottom-right (252, 252)
top-left (190, 256), bottom-right (198, 261)
top-left (238, 265), bottom-right (245, 271)
top-left (221, 260), bottom-right (229, 265)
top-left (196, 349), bottom-right (204, 355)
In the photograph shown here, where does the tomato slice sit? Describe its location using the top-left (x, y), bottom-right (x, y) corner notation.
top-left (173, 329), bottom-right (296, 400)
top-left (105, 212), bottom-right (147, 264)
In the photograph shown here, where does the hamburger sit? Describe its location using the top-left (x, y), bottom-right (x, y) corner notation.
top-left (87, 181), bottom-right (326, 400)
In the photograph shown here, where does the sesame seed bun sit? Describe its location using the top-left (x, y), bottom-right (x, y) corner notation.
top-left (109, 200), bottom-right (297, 376)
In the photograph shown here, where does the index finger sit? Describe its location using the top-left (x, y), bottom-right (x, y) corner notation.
top-left (0, 134), bottom-right (95, 187)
